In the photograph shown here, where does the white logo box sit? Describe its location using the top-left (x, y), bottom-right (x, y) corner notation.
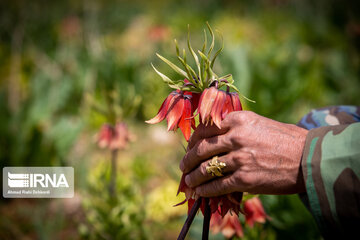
top-left (3, 167), bottom-right (74, 198)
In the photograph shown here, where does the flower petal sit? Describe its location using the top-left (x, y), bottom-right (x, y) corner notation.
top-left (166, 94), bottom-right (184, 131)
top-left (190, 92), bottom-right (201, 113)
top-left (210, 90), bottom-right (226, 128)
top-left (230, 92), bottom-right (242, 111)
top-left (222, 93), bottom-right (233, 119)
top-left (110, 122), bottom-right (129, 150)
top-left (199, 87), bottom-right (218, 124)
top-left (145, 94), bottom-right (173, 124)
top-left (228, 214), bottom-right (244, 238)
top-left (244, 197), bottom-right (267, 227)
top-left (178, 98), bottom-right (192, 141)
top-left (97, 124), bottom-right (113, 148)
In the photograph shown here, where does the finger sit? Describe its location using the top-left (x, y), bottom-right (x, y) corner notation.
top-left (188, 123), bottom-right (229, 151)
top-left (185, 154), bottom-right (235, 188)
top-left (195, 175), bottom-right (235, 197)
top-left (180, 134), bottom-right (230, 173)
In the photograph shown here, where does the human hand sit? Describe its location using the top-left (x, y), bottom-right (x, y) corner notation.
top-left (180, 111), bottom-right (308, 197)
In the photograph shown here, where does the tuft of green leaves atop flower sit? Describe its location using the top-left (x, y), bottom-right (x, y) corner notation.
top-left (152, 22), bottom-right (253, 103)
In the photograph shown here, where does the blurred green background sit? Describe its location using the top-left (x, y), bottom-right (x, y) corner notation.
top-left (1, 0), bottom-right (359, 239)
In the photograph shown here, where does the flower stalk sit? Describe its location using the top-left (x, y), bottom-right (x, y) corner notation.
top-left (109, 149), bottom-right (118, 198)
top-left (202, 198), bottom-right (211, 240)
top-left (177, 197), bottom-right (202, 240)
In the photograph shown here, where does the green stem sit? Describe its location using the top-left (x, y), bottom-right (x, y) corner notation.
top-left (109, 149), bottom-right (118, 198)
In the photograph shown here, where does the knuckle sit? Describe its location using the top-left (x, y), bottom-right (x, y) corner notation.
top-left (220, 135), bottom-right (232, 150)
top-left (234, 172), bottom-right (248, 185)
top-left (226, 111), bottom-right (239, 122)
top-left (194, 141), bottom-right (205, 158)
top-left (228, 130), bottom-right (242, 147)
top-left (229, 152), bottom-right (240, 167)
top-left (222, 112), bottom-right (236, 125)
top-left (237, 111), bottom-right (247, 122)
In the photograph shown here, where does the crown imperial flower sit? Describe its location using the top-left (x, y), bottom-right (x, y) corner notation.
top-left (97, 122), bottom-right (131, 150)
top-left (243, 197), bottom-right (267, 227)
top-left (198, 87), bottom-right (243, 128)
top-left (145, 23), bottom-right (259, 239)
top-left (146, 89), bottom-right (199, 141)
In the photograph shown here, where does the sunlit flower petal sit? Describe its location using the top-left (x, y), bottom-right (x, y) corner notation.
top-left (230, 92), bottom-right (242, 111)
top-left (198, 87), bottom-right (218, 125)
top-left (146, 90), bottom-right (197, 141)
top-left (167, 95), bottom-right (184, 131)
top-left (178, 98), bottom-right (192, 141)
top-left (210, 90), bottom-right (226, 128)
top-left (145, 94), bottom-right (173, 124)
top-left (222, 94), bottom-right (233, 119)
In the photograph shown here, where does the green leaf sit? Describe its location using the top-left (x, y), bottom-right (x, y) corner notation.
top-left (197, 50), bottom-right (211, 85)
top-left (168, 84), bottom-right (181, 90)
top-left (202, 29), bottom-right (207, 53)
top-left (174, 39), bottom-right (180, 56)
top-left (226, 83), bottom-right (256, 103)
top-left (198, 50), bottom-right (219, 87)
top-left (187, 25), bottom-right (202, 83)
top-left (206, 22), bottom-right (215, 58)
top-left (176, 50), bottom-right (197, 85)
top-left (156, 53), bottom-right (189, 79)
top-left (220, 74), bottom-right (234, 84)
top-left (201, 29), bottom-right (207, 83)
top-left (151, 63), bottom-right (174, 85)
top-left (210, 30), bottom-right (224, 68)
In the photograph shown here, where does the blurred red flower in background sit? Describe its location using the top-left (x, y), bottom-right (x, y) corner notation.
top-left (210, 210), bottom-right (244, 239)
top-left (243, 197), bottom-right (267, 227)
top-left (97, 122), bottom-right (131, 150)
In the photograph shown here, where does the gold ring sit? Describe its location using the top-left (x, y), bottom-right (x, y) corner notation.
top-left (206, 156), bottom-right (226, 177)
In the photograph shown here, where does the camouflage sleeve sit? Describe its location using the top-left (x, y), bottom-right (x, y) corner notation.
top-left (298, 106), bottom-right (360, 238)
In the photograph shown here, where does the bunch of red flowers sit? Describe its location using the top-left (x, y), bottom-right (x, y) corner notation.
top-left (146, 23), bottom-right (266, 239)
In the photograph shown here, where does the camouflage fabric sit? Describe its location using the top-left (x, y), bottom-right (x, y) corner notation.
top-left (297, 106), bottom-right (360, 238)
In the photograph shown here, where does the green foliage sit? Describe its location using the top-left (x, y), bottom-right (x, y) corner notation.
top-left (81, 161), bottom-right (148, 240)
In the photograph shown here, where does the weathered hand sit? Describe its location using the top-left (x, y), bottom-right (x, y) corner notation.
top-left (180, 111), bottom-right (308, 197)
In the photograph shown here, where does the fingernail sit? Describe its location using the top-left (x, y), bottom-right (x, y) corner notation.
top-left (185, 175), bottom-right (191, 187)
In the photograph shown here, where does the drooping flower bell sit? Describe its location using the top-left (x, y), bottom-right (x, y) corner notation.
top-left (97, 122), bottom-right (131, 150)
top-left (243, 197), bottom-right (267, 227)
top-left (198, 87), bottom-right (242, 129)
top-left (146, 90), bottom-right (200, 141)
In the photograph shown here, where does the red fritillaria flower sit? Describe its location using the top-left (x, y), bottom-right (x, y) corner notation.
top-left (146, 90), bottom-right (200, 141)
top-left (198, 87), bottom-right (242, 128)
top-left (243, 197), bottom-right (267, 227)
top-left (210, 210), bottom-right (244, 239)
top-left (97, 122), bottom-right (130, 150)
